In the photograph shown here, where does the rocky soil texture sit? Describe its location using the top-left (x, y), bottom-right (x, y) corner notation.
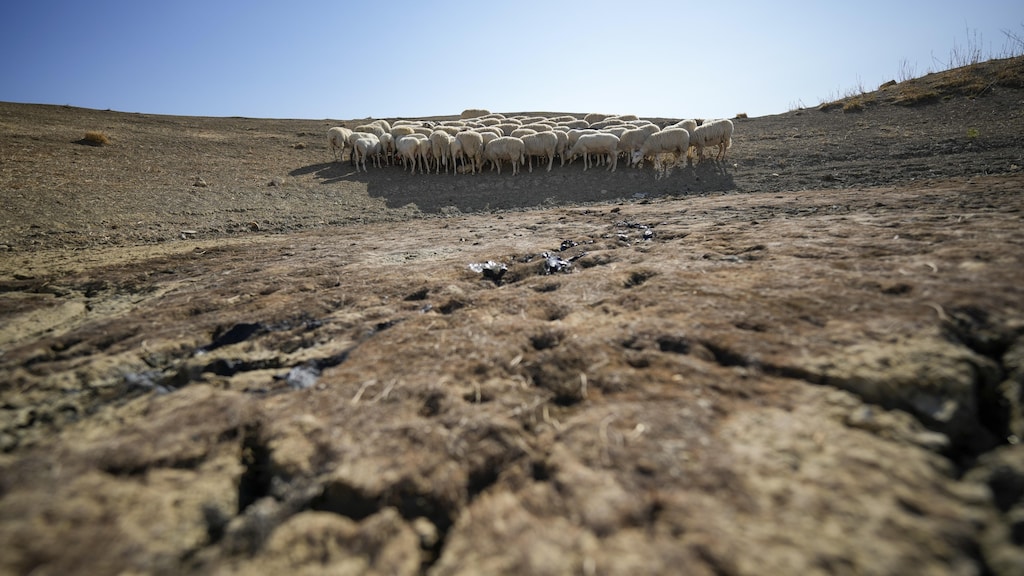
top-left (1, 57), bottom-right (1023, 575)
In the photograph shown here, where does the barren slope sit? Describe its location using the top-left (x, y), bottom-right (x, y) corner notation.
top-left (1, 58), bottom-right (1023, 575)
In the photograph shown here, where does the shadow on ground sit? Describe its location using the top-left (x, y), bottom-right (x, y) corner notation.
top-left (291, 159), bottom-right (736, 213)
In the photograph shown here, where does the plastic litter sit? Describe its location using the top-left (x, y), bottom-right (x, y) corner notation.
top-left (468, 261), bottom-right (508, 284)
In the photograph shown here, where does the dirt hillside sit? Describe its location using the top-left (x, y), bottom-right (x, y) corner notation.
top-left (1, 57), bottom-right (1023, 575)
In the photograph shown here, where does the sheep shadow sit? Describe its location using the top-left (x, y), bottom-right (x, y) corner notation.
top-left (291, 158), bottom-right (735, 214)
top-left (290, 161), bottom-right (365, 184)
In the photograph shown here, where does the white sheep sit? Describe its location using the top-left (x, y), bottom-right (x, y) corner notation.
top-left (480, 131), bottom-right (499, 148)
top-left (566, 128), bottom-right (596, 148)
top-left (345, 130), bottom-right (375, 166)
top-left (483, 136), bottom-right (526, 175)
top-left (429, 130), bottom-right (453, 174)
top-left (691, 118), bottom-right (734, 162)
top-left (630, 127), bottom-right (688, 168)
top-left (583, 112), bottom-right (612, 124)
top-left (590, 118), bottom-right (630, 131)
top-left (417, 137), bottom-right (434, 174)
top-left (667, 118), bottom-right (698, 133)
top-left (631, 128), bottom-right (690, 168)
top-left (454, 131), bottom-right (485, 174)
top-left (665, 119), bottom-right (698, 157)
top-left (449, 137), bottom-right (464, 173)
top-left (493, 122), bottom-right (521, 136)
top-left (476, 126), bottom-right (504, 138)
top-left (390, 125), bottom-right (417, 139)
top-left (521, 132), bottom-right (558, 172)
top-left (566, 133), bottom-right (620, 171)
top-left (352, 134), bottom-right (381, 172)
top-left (354, 123), bottom-right (386, 138)
top-left (556, 119), bottom-right (590, 130)
top-left (510, 127), bottom-right (537, 139)
top-left (553, 130), bottom-right (570, 166)
top-left (327, 126), bottom-right (353, 162)
top-left (433, 125), bottom-right (462, 136)
top-left (521, 122), bottom-right (555, 132)
top-left (602, 125), bottom-right (632, 138)
top-left (616, 124), bottom-right (660, 164)
top-left (378, 132), bottom-right (394, 165)
top-left (395, 134), bottom-right (427, 173)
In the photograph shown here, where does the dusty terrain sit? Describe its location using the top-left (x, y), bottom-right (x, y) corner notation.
top-left (1, 57), bottom-right (1023, 575)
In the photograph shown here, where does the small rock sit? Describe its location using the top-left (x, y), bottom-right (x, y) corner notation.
top-left (192, 177), bottom-right (208, 187)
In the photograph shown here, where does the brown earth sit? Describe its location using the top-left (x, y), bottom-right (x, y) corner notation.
top-left (1, 57), bottom-right (1024, 575)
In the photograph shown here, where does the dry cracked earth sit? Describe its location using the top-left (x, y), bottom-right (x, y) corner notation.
top-left (1, 57), bottom-right (1024, 575)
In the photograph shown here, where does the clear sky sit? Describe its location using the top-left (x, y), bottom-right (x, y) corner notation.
top-left (1, 1), bottom-right (1021, 121)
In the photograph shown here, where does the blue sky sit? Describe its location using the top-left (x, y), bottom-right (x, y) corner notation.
top-left (1, 1), bottom-right (1021, 120)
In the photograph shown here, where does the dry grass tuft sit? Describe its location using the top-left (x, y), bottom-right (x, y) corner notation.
top-left (994, 57), bottom-right (1024, 88)
top-left (892, 85), bottom-right (941, 106)
top-left (81, 131), bottom-right (110, 146)
top-left (844, 92), bottom-right (875, 113)
top-left (842, 100), bottom-right (865, 113)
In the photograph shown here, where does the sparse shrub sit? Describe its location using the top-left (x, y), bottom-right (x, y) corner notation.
top-left (817, 100), bottom-right (844, 112)
top-left (735, 112), bottom-right (748, 119)
top-left (896, 58), bottom-right (918, 82)
top-left (995, 57), bottom-right (1024, 88)
top-left (893, 86), bottom-right (940, 106)
top-left (843, 99), bottom-right (864, 113)
top-left (943, 26), bottom-right (985, 68)
top-left (81, 131), bottom-right (110, 146)
top-left (966, 127), bottom-right (980, 139)
top-left (933, 67), bottom-right (988, 95)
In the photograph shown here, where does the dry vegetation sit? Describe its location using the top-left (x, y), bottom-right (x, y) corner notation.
top-left (78, 130), bottom-right (110, 146)
top-left (820, 50), bottom-right (1024, 111)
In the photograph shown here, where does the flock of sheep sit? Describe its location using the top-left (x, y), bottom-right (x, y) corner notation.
top-left (326, 110), bottom-right (734, 175)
